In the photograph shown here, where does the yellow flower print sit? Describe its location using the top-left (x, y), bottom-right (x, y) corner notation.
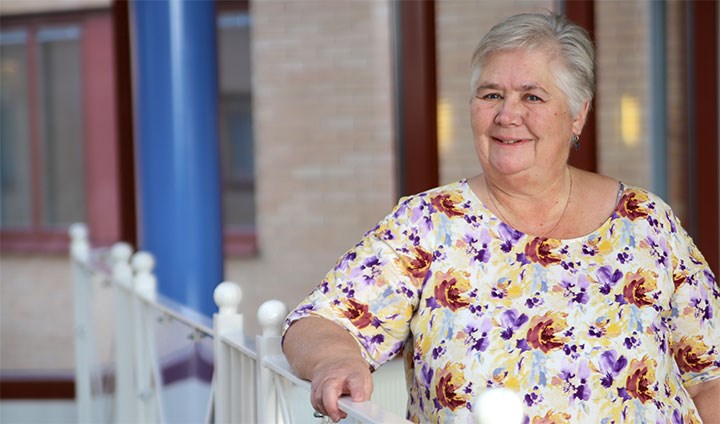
top-left (622, 269), bottom-right (658, 307)
top-left (673, 335), bottom-right (714, 373)
top-left (525, 237), bottom-right (562, 266)
top-left (625, 356), bottom-right (657, 403)
top-left (433, 269), bottom-right (472, 311)
top-left (401, 246), bottom-right (433, 282)
top-left (532, 410), bottom-right (572, 424)
top-left (430, 192), bottom-right (465, 218)
top-left (342, 298), bottom-right (373, 329)
top-left (617, 190), bottom-right (651, 220)
top-left (434, 362), bottom-right (470, 411)
top-left (526, 311), bottom-right (569, 353)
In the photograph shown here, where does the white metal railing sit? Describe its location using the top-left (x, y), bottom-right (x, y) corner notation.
top-left (69, 223), bottom-right (411, 424)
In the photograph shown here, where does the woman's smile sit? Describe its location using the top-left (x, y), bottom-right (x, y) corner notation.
top-left (470, 48), bottom-right (587, 179)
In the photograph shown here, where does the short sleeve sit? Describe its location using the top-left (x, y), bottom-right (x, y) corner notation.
top-left (283, 198), bottom-right (428, 370)
top-left (666, 212), bottom-right (720, 387)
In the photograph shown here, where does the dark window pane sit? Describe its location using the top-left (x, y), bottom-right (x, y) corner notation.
top-left (37, 26), bottom-right (85, 227)
top-left (219, 94), bottom-right (255, 228)
top-left (0, 30), bottom-right (32, 228)
top-left (218, 12), bottom-right (255, 229)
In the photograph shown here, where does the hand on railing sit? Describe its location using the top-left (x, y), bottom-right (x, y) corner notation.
top-left (473, 387), bottom-right (525, 424)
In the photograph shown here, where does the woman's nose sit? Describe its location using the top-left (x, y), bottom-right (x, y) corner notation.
top-left (494, 100), bottom-right (523, 126)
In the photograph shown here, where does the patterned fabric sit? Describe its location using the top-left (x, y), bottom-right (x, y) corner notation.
top-left (284, 180), bottom-right (720, 423)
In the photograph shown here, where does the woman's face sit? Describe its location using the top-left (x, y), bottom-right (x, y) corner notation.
top-left (470, 48), bottom-right (588, 181)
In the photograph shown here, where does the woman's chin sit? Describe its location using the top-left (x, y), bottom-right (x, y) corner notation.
top-left (486, 158), bottom-right (532, 176)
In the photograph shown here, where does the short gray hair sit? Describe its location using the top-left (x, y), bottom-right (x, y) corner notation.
top-left (470, 12), bottom-right (595, 117)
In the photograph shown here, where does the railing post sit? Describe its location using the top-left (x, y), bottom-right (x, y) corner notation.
top-left (131, 251), bottom-right (162, 423)
top-left (70, 223), bottom-right (93, 423)
top-left (212, 281), bottom-right (244, 424)
top-left (256, 300), bottom-right (289, 424)
top-left (111, 242), bottom-right (136, 422)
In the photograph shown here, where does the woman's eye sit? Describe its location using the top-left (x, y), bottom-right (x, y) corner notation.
top-left (480, 93), bottom-right (502, 100)
top-left (526, 94), bottom-right (543, 102)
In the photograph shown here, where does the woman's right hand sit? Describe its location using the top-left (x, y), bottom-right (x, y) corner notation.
top-left (310, 354), bottom-right (373, 422)
top-left (283, 316), bottom-right (374, 422)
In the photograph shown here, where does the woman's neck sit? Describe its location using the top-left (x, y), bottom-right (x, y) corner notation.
top-left (481, 166), bottom-right (574, 237)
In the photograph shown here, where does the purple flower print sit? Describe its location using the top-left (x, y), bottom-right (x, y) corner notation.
top-left (672, 409), bottom-right (683, 424)
top-left (688, 283), bottom-right (714, 321)
top-left (319, 280), bottom-right (331, 294)
top-left (425, 297), bottom-right (440, 309)
top-left (597, 266), bottom-right (623, 295)
top-left (523, 391), bottom-right (541, 407)
top-left (558, 360), bottom-right (591, 401)
top-left (465, 318), bottom-right (493, 352)
top-left (336, 251), bottom-right (357, 271)
top-left (644, 235), bottom-right (670, 268)
top-left (420, 215), bottom-right (434, 233)
top-left (500, 309), bottom-right (528, 340)
top-left (516, 339), bottom-right (531, 352)
top-left (381, 229), bottom-right (395, 241)
top-left (465, 229), bottom-right (493, 264)
top-left (560, 276), bottom-right (590, 305)
top-left (421, 362), bottom-right (434, 386)
top-left (665, 210), bottom-right (677, 233)
top-left (599, 350), bottom-right (628, 388)
top-left (362, 255), bottom-right (380, 269)
top-left (431, 343), bottom-right (446, 360)
top-left (498, 223), bottom-right (523, 253)
top-left (515, 253), bottom-right (530, 265)
top-left (617, 251), bottom-right (633, 264)
top-left (410, 202), bottom-right (427, 224)
top-left (359, 333), bottom-right (385, 354)
top-left (624, 334), bottom-right (640, 349)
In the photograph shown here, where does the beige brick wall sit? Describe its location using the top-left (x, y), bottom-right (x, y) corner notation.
top-left (226, 0), bottom-right (397, 335)
top-left (0, 254), bottom-right (113, 370)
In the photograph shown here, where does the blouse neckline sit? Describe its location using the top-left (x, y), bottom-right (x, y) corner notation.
top-left (459, 179), bottom-right (626, 243)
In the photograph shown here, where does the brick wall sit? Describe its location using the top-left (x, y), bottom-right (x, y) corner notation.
top-left (226, 0), bottom-right (397, 334)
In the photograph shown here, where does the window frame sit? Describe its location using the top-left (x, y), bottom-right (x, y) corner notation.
top-left (215, 0), bottom-right (257, 257)
top-left (0, 9), bottom-right (121, 253)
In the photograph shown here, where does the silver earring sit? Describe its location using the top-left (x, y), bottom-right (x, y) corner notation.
top-left (572, 134), bottom-right (580, 150)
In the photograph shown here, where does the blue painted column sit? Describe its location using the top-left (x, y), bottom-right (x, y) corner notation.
top-left (131, 0), bottom-right (223, 317)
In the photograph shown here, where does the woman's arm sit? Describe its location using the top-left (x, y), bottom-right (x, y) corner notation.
top-left (686, 378), bottom-right (720, 423)
top-left (283, 316), bottom-right (374, 423)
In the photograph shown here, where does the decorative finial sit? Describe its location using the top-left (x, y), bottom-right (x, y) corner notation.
top-left (257, 300), bottom-right (288, 337)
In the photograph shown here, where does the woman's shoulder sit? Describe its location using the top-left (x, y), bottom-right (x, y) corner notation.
top-left (391, 180), bottom-right (471, 212)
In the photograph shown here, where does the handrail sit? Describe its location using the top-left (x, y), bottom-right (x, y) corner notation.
top-left (70, 222), bottom-right (414, 424)
top-left (70, 223), bottom-right (524, 424)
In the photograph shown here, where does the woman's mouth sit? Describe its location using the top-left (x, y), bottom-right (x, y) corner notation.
top-left (493, 137), bottom-right (528, 145)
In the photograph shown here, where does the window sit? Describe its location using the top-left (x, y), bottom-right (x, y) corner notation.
top-left (0, 23), bottom-right (86, 251)
top-left (217, 9), bottom-right (256, 255)
top-left (0, 30), bottom-right (32, 228)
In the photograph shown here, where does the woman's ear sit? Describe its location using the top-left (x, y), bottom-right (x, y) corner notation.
top-left (572, 101), bottom-right (591, 134)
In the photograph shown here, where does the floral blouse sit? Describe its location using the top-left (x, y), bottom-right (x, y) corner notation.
top-left (284, 180), bottom-right (720, 423)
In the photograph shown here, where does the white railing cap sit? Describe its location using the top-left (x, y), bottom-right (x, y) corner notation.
top-left (69, 223), bottom-right (90, 262)
top-left (473, 388), bottom-right (524, 424)
top-left (111, 242), bottom-right (133, 264)
top-left (68, 222), bottom-right (88, 240)
top-left (214, 281), bottom-right (242, 315)
top-left (131, 251), bottom-right (155, 272)
top-left (257, 299), bottom-right (287, 337)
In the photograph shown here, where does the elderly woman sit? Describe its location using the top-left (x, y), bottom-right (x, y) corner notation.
top-left (283, 12), bottom-right (720, 423)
